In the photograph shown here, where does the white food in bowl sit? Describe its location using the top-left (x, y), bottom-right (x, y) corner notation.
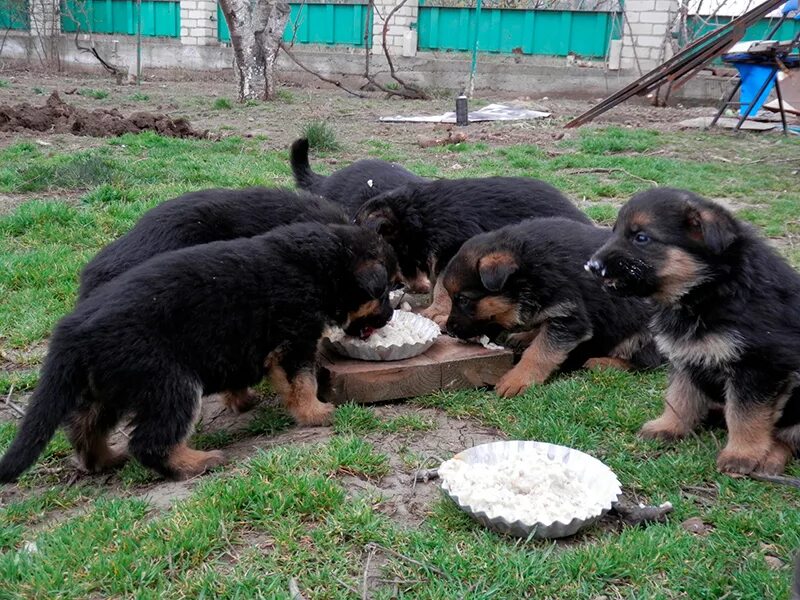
top-left (324, 310), bottom-right (440, 361)
top-left (439, 440), bottom-right (621, 538)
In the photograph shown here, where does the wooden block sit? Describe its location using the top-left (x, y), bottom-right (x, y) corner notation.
top-left (318, 336), bottom-right (513, 404)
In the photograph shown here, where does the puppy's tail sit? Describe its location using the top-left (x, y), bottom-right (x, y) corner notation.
top-left (290, 138), bottom-right (325, 193)
top-left (0, 350), bottom-right (82, 483)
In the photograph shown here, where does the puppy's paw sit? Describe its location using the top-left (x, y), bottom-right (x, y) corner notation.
top-left (638, 417), bottom-right (689, 441)
top-left (221, 388), bottom-right (260, 414)
top-left (755, 441), bottom-right (792, 476)
top-left (420, 306), bottom-right (448, 326)
top-left (584, 357), bottom-right (632, 372)
top-left (716, 446), bottom-right (765, 476)
top-left (495, 367), bottom-right (533, 398)
top-left (293, 400), bottom-right (335, 427)
top-left (169, 448), bottom-right (226, 481)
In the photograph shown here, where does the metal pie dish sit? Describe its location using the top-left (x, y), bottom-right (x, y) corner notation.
top-left (324, 310), bottom-right (440, 361)
top-left (439, 440), bottom-right (622, 539)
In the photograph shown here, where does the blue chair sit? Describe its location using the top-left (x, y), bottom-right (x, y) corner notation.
top-left (708, 0), bottom-right (800, 134)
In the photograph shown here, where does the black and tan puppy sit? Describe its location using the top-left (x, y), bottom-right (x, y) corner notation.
top-left (0, 223), bottom-right (397, 483)
top-left (444, 218), bottom-right (660, 398)
top-left (587, 188), bottom-right (800, 475)
top-left (354, 177), bottom-right (593, 324)
top-left (79, 187), bottom-right (347, 302)
top-left (290, 138), bottom-right (426, 216)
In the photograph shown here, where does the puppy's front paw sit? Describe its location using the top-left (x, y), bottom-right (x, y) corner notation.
top-left (221, 388), bottom-right (260, 414)
top-left (293, 400), bottom-right (335, 427)
top-left (716, 446), bottom-right (765, 476)
top-left (495, 367), bottom-right (533, 398)
top-left (638, 417), bottom-right (689, 441)
top-left (421, 306), bottom-right (448, 329)
top-left (759, 442), bottom-right (792, 476)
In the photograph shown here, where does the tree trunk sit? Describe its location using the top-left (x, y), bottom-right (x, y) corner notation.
top-left (218, 0), bottom-right (291, 101)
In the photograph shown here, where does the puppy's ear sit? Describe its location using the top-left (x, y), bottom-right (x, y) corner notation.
top-left (685, 203), bottom-right (738, 255)
top-left (355, 261), bottom-right (388, 298)
top-left (361, 213), bottom-right (396, 238)
top-left (477, 252), bottom-right (518, 292)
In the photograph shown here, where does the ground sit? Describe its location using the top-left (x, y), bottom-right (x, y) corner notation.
top-left (0, 68), bottom-right (799, 599)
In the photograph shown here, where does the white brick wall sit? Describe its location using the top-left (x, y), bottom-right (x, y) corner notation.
top-left (620, 0), bottom-right (676, 71)
top-left (372, 0), bottom-right (418, 56)
top-left (181, 0), bottom-right (217, 46)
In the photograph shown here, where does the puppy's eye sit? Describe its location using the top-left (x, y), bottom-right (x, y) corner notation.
top-left (633, 232), bottom-right (651, 245)
top-left (454, 294), bottom-right (472, 309)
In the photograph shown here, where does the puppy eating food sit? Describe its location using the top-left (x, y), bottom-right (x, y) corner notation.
top-left (79, 187), bottom-right (347, 302)
top-left (0, 223), bottom-right (397, 483)
top-left (588, 188), bottom-right (800, 476)
top-left (353, 176), bottom-right (593, 325)
top-left (444, 218), bottom-right (660, 398)
top-left (290, 138), bottom-right (426, 216)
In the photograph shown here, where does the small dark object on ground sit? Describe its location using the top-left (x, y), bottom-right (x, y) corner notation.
top-left (0, 91), bottom-right (209, 139)
top-left (610, 498), bottom-right (674, 526)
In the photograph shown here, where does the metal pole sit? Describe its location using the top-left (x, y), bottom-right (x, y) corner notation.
top-left (467, 0), bottom-right (482, 97)
top-left (136, 0), bottom-right (142, 83)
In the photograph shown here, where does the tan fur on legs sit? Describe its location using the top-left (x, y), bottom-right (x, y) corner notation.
top-left (640, 369), bottom-right (709, 441)
top-left (165, 443), bottom-right (226, 480)
top-left (68, 404), bottom-right (128, 473)
top-left (220, 388), bottom-right (260, 414)
top-left (495, 327), bottom-right (567, 398)
top-left (760, 440), bottom-right (793, 475)
top-left (420, 277), bottom-right (452, 329)
top-left (269, 365), bottom-right (334, 426)
top-left (583, 357), bottom-right (633, 371)
top-left (717, 401), bottom-right (777, 475)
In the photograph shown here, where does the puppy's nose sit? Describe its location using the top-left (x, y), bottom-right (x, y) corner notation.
top-left (584, 258), bottom-right (607, 278)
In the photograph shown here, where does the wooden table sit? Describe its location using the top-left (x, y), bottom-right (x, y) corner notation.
top-left (318, 335), bottom-right (514, 404)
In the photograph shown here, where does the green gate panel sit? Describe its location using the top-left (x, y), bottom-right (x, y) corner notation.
top-left (218, 2), bottom-right (371, 46)
top-left (687, 15), bottom-right (800, 44)
top-left (61, 0), bottom-right (180, 37)
top-left (0, 0), bottom-right (28, 30)
top-left (417, 6), bottom-right (620, 58)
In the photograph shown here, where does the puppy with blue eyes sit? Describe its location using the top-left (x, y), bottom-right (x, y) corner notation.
top-left (443, 218), bottom-right (661, 398)
top-left (587, 188), bottom-right (800, 476)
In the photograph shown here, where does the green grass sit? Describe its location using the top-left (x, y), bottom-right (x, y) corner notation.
top-left (212, 98), bottom-right (233, 110)
top-left (0, 79), bottom-right (10, 88)
top-left (32, 87), bottom-right (44, 95)
top-left (79, 88), bottom-right (109, 100)
top-left (274, 89), bottom-right (296, 104)
top-left (129, 92), bottom-right (150, 102)
top-left (0, 127), bottom-right (798, 598)
top-left (302, 120), bottom-right (340, 152)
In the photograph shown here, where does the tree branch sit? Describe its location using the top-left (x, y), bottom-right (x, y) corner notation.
top-left (279, 40), bottom-right (366, 98)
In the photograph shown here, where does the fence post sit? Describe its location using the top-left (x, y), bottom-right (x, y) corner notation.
top-left (620, 0), bottom-right (677, 72)
top-left (29, 0), bottom-right (61, 67)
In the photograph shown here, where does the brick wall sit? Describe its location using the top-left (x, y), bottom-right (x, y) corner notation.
top-left (373, 0), bottom-right (418, 57)
top-left (621, 0), bottom-right (677, 72)
top-left (180, 0), bottom-right (217, 46)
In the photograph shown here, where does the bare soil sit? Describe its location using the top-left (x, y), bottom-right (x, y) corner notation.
top-left (0, 90), bottom-right (209, 138)
top-left (0, 68), bottom-right (723, 158)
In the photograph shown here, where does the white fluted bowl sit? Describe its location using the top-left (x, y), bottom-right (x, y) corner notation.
top-left (324, 310), bottom-right (440, 361)
top-left (439, 440), bottom-right (622, 539)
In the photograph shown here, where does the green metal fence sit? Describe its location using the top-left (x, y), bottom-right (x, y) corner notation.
top-left (0, 0), bottom-right (28, 29)
top-left (217, 2), bottom-right (371, 46)
top-left (417, 4), bottom-right (620, 58)
top-left (61, 0), bottom-right (180, 37)
top-left (686, 15), bottom-right (800, 44)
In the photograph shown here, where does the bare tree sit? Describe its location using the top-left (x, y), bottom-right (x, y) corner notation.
top-left (218, 0), bottom-right (291, 101)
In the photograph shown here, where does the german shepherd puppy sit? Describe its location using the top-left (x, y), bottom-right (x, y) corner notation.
top-left (0, 223), bottom-right (397, 483)
top-left (290, 138), bottom-right (426, 216)
top-left (354, 177), bottom-right (593, 325)
top-left (79, 187), bottom-right (347, 302)
top-left (444, 218), bottom-right (661, 397)
top-left (587, 188), bottom-right (800, 475)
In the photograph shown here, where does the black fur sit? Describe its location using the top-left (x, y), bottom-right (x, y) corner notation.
top-left (588, 188), bottom-right (800, 474)
top-left (78, 187), bottom-right (347, 301)
top-left (353, 177), bottom-right (593, 288)
top-left (444, 217), bottom-right (661, 375)
top-left (0, 223), bottom-right (397, 483)
top-left (290, 138), bottom-right (426, 216)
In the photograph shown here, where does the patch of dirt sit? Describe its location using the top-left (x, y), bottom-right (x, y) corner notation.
top-left (341, 405), bottom-right (503, 528)
top-left (0, 91), bottom-right (209, 139)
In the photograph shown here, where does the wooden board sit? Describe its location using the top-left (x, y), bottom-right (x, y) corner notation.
top-left (318, 335), bottom-right (513, 404)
